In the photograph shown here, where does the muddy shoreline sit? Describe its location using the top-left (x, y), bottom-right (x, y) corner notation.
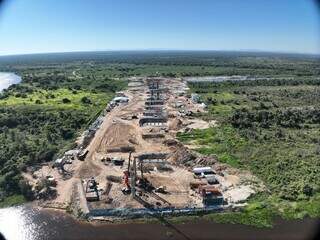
top-left (1, 205), bottom-right (319, 240)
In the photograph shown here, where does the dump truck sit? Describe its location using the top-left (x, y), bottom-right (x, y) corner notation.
top-left (198, 185), bottom-right (223, 206)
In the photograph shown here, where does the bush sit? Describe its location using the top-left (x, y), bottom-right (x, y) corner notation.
top-left (81, 96), bottom-right (92, 104)
top-left (62, 98), bottom-right (71, 104)
top-left (19, 180), bottom-right (34, 200)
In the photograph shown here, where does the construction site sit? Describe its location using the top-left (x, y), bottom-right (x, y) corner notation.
top-left (24, 77), bottom-right (262, 219)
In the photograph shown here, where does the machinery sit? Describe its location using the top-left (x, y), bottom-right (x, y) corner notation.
top-left (85, 177), bottom-right (100, 201)
top-left (122, 170), bottom-right (131, 194)
top-left (198, 185), bottom-right (223, 206)
top-left (121, 152), bottom-right (133, 194)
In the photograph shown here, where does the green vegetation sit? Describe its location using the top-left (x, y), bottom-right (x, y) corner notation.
top-left (1, 51), bottom-right (319, 78)
top-left (206, 204), bottom-right (275, 228)
top-left (178, 126), bottom-right (246, 167)
top-left (177, 74), bottom-right (320, 227)
top-left (0, 62), bottom-right (126, 204)
top-left (154, 193), bottom-right (320, 228)
top-left (0, 194), bottom-right (26, 208)
top-left (0, 51), bottom-right (319, 227)
top-left (204, 193), bottom-right (319, 228)
top-left (0, 88), bottom-right (112, 109)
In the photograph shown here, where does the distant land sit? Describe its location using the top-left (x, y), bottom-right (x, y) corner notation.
top-left (0, 50), bottom-right (319, 65)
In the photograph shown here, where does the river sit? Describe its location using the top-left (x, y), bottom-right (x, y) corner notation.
top-left (0, 206), bottom-right (319, 240)
top-left (0, 72), bottom-right (22, 91)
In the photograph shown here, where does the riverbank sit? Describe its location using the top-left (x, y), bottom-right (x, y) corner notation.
top-left (0, 205), bottom-right (319, 240)
top-left (0, 72), bottom-right (21, 91)
top-left (0, 53), bottom-right (319, 239)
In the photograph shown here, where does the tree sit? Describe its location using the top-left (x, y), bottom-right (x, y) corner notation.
top-left (81, 96), bottom-right (92, 104)
top-left (62, 98), bottom-right (71, 104)
top-left (19, 179), bottom-right (34, 200)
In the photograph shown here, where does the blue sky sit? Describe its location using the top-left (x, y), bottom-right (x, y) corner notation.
top-left (0, 0), bottom-right (319, 55)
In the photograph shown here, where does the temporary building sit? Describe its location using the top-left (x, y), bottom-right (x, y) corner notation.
top-left (113, 97), bottom-right (129, 103)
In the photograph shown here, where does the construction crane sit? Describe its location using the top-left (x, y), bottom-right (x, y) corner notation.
top-left (122, 152), bottom-right (133, 194)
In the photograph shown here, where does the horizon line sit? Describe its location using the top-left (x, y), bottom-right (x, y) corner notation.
top-left (0, 49), bottom-right (319, 58)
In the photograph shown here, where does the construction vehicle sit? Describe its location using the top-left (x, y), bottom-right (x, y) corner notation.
top-left (53, 157), bottom-right (71, 174)
top-left (111, 157), bottom-right (125, 166)
top-left (198, 185), bottom-right (223, 206)
top-left (78, 149), bottom-right (89, 161)
top-left (85, 177), bottom-right (100, 201)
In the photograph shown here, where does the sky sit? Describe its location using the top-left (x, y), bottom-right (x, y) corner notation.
top-left (0, 0), bottom-right (319, 55)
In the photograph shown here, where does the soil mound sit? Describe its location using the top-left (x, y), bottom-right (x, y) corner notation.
top-left (97, 121), bottom-right (137, 152)
top-left (170, 144), bottom-right (217, 167)
top-left (169, 118), bottom-right (183, 130)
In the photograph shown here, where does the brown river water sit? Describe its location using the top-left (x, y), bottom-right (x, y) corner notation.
top-left (0, 206), bottom-right (319, 240)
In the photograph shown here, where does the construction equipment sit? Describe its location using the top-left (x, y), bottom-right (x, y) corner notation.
top-left (198, 185), bottom-right (223, 206)
top-left (121, 152), bottom-right (135, 195)
top-left (53, 158), bottom-right (66, 173)
top-left (85, 177), bottom-right (100, 201)
top-left (78, 149), bottom-right (89, 161)
top-left (155, 186), bottom-right (167, 194)
top-left (122, 170), bottom-right (131, 194)
top-left (127, 151), bottom-right (132, 174)
top-left (111, 157), bottom-right (124, 166)
top-left (131, 157), bottom-right (137, 197)
top-left (121, 152), bottom-right (136, 195)
top-left (53, 157), bottom-right (72, 174)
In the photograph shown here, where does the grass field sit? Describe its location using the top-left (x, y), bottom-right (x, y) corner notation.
top-left (0, 88), bottom-right (113, 110)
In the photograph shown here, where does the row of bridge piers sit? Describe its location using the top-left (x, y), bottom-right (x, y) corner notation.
top-left (139, 78), bottom-right (167, 127)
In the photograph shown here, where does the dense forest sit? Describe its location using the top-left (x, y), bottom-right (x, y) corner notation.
top-left (1, 51), bottom-right (319, 78)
